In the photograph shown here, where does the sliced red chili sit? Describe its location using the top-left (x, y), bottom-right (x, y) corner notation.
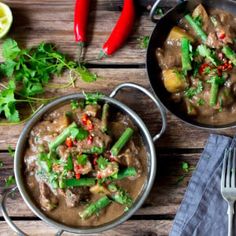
top-left (86, 120), bottom-right (94, 131)
top-left (218, 32), bottom-right (226, 40)
top-left (65, 137), bottom-right (73, 148)
top-left (75, 173), bottom-right (81, 179)
top-left (81, 114), bottom-right (89, 125)
top-left (199, 63), bottom-right (211, 75)
top-left (87, 135), bottom-right (93, 145)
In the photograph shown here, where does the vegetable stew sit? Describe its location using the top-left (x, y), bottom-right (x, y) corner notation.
top-left (23, 94), bottom-right (147, 227)
top-left (156, 4), bottom-right (236, 125)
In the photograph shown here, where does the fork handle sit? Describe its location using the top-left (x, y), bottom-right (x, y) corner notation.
top-left (227, 201), bottom-right (234, 236)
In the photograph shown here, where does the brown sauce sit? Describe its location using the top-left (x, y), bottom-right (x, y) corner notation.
top-left (24, 101), bottom-right (147, 227)
top-left (156, 6), bottom-right (236, 125)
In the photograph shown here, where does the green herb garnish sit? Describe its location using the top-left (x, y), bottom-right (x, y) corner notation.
top-left (137, 36), bottom-right (150, 49)
top-left (7, 145), bottom-right (15, 157)
top-left (184, 81), bottom-right (203, 99)
top-left (0, 38), bottom-right (97, 123)
top-left (5, 175), bottom-right (16, 187)
top-left (83, 92), bottom-right (103, 105)
top-left (0, 160), bottom-right (3, 168)
top-left (97, 156), bottom-right (109, 170)
top-left (197, 98), bottom-right (205, 106)
top-left (70, 127), bottom-right (88, 140)
top-left (77, 154), bottom-right (88, 166)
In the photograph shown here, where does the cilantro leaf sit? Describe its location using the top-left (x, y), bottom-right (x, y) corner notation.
top-left (84, 92), bottom-right (103, 105)
top-left (7, 145), bottom-right (15, 157)
top-left (182, 162), bottom-right (189, 172)
top-left (77, 154), bottom-right (88, 166)
top-left (70, 127), bottom-right (88, 140)
top-left (5, 175), bottom-right (16, 187)
top-left (2, 39), bottom-right (21, 60)
top-left (97, 156), bottom-right (109, 170)
top-left (184, 81), bottom-right (203, 99)
top-left (0, 59), bottom-right (17, 77)
top-left (0, 86), bottom-right (19, 122)
top-left (137, 36), bottom-right (150, 49)
top-left (71, 100), bottom-right (79, 110)
top-left (76, 66), bottom-right (97, 82)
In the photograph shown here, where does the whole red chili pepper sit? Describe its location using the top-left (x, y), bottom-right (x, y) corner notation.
top-left (74, 0), bottom-right (90, 45)
top-left (101, 0), bottom-right (135, 56)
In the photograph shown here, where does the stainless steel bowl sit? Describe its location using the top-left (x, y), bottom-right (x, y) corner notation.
top-left (1, 83), bottom-right (166, 235)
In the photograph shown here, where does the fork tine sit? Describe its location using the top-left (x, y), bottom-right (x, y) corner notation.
top-left (232, 148), bottom-right (236, 188)
top-left (226, 149), bottom-right (232, 187)
top-left (221, 149), bottom-right (228, 189)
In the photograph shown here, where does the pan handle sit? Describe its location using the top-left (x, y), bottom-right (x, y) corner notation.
top-left (150, 0), bottom-right (186, 23)
top-left (109, 83), bottom-right (166, 142)
top-left (0, 186), bottom-right (64, 236)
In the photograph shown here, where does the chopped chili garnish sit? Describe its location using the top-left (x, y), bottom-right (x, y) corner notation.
top-left (199, 63), bottom-right (211, 75)
top-left (81, 113), bottom-right (94, 131)
top-left (65, 137), bottom-right (73, 147)
top-left (93, 157), bottom-right (98, 166)
top-left (87, 135), bottom-right (93, 145)
top-left (74, 163), bottom-right (81, 172)
top-left (75, 173), bottom-right (81, 179)
top-left (218, 32), bottom-right (226, 40)
top-left (218, 61), bottom-right (233, 72)
top-left (81, 114), bottom-right (89, 125)
top-left (86, 120), bottom-right (94, 131)
top-left (97, 173), bottom-right (102, 179)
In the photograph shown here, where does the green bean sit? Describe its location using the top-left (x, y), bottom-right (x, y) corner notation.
top-left (209, 81), bottom-right (219, 106)
top-left (185, 14), bottom-right (207, 42)
top-left (108, 183), bottom-right (133, 207)
top-left (222, 46), bottom-right (236, 66)
top-left (101, 103), bottom-right (109, 132)
top-left (64, 178), bottom-right (96, 187)
top-left (181, 38), bottom-right (192, 72)
top-left (49, 122), bottom-right (77, 151)
top-left (116, 167), bottom-right (137, 180)
top-left (110, 128), bottom-right (134, 157)
top-left (79, 196), bottom-right (111, 220)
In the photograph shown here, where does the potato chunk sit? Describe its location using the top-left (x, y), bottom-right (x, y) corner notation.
top-left (167, 26), bottom-right (195, 42)
top-left (163, 69), bottom-right (188, 93)
top-left (192, 4), bottom-right (209, 31)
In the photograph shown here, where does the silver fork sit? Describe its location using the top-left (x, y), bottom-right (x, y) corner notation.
top-left (221, 148), bottom-right (236, 236)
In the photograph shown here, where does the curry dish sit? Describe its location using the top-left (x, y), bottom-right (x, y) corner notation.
top-left (24, 94), bottom-right (147, 227)
top-left (156, 4), bottom-right (236, 125)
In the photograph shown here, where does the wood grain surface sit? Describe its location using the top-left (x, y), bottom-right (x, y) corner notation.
top-left (0, 0), bottom-right (231, 235)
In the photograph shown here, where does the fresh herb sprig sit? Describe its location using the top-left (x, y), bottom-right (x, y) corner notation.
top-left (0, 39), bottom-right (97, 124)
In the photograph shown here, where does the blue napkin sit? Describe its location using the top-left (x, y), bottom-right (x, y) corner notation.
top-left (170, 134), bottom-right (236, 236)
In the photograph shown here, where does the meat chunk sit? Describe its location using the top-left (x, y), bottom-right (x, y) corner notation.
top-left (39, 182), bottom-right (58, 211)
top-left (65, 187), bottom-right (90, 207)
top-left (116, 141), bottom-right (142, 178)
top-left (84, 104), bottom-right (101, 117)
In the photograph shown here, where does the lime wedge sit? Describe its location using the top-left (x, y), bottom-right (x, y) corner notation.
top-left (0, 2), bottom-right (12, 38)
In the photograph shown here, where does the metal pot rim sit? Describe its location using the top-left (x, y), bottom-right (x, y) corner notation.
top-left (14, 92), bottom-right (157, 234)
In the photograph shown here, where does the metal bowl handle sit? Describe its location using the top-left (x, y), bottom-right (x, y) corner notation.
top-left (150, 0), bottom-right (186, 23)
top-left (0, 186), bottom-right (64, 236)
top-left (109, 83), bottom-right (166, 142)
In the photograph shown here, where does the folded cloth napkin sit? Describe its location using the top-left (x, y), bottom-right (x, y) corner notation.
top-left (170, 134), bottom-right (236, 236)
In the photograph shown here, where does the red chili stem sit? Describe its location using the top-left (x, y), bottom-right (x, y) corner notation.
top-left (102, 0), bottom-right (135, 56)
top-left (74, 0), bottom-right (90, 44)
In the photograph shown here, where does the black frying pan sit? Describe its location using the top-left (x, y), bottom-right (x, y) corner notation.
top-left (146, 0), bottom-right (236, 129)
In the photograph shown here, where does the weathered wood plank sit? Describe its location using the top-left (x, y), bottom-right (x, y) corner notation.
top-left (0, 220), bottom-right (172, 236)
top-left (0, 152), bottom-right (197, 217)
top-left (4, 0), bottom-right (178, 8)
top-left (0, 68), bottom-right (235, 150)
top-left (0, 1), bottom-right (162, 64)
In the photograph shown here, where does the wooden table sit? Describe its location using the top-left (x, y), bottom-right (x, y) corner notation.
top-left (1, 0), bottom-right (236, 235)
